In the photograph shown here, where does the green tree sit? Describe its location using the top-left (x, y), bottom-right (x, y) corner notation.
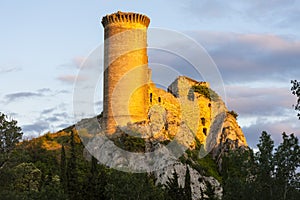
top-left (105, 170), bottom-right (164, 200)
top-left (37, 172), bottom-right (67, 200)
top-left (60, 145), bottom-right (67, 193)
top-left (291, 80), bottom-right (300, 119)
top-left (273, 133), bottom-right (300, 200)
top-left (222, 148), bottom-right (255, 200)
top-left (184, 166), bottom-right (192, 200)
top-left (67, 130), bottom-right (78, 199)
top-left (0, 112), bottom-right (23, 170)
top-left (203, 179), bottom-right (218, 200)
top-left (86, 156), bottom-right (108, 200)
top-left (254, 131), bottom-right (275, 199)
top-left (165, 170), bottom-right (185, 200)
top-left (11, 162), bottom-right (41, 195)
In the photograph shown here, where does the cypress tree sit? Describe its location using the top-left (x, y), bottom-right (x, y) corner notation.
top-left (87, 156), bottom-right (99, 200)
top-left (60, 145), bottom-right (67, 193)
top-left (184, 166), bottom-right (192, 199)
top-left (165, 170), bottom-right (185, 200)
top-left (67, 130), bottom-right (78, 199)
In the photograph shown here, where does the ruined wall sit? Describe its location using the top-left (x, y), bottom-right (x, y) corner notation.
top-left (102, 11), bottom-right (150, 134)
top-left (147, 83), bottom-right (181, 139)
top-left (168, 76), bottom-right (212, 144)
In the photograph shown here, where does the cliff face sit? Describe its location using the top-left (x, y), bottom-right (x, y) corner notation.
top-left (212, 112), bottom-right (248, 171)
top-left (76, 75), bottom-right (249, 199)
top-left (155, 163), bottom-right (223, 200)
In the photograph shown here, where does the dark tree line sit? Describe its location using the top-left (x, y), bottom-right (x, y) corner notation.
top-left (222, 131), bottom-right (300, 200)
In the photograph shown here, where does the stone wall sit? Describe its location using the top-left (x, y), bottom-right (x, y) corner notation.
top-left (168, 76), bottom-right (212, 144)
top-left (102, 11), bottom-right (150, 134)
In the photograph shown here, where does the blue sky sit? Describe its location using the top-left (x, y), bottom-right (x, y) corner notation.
top-left (1, 0), bottom-right (300, 147)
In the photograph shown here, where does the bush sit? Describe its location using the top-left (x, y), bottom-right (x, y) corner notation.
top-left (228, 110), bottom-right (238, 119)
top-left (191, 85), bottom-right (219, 101)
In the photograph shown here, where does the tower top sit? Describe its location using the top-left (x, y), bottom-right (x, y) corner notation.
top-left (101, 11), bottom-right (150, 28)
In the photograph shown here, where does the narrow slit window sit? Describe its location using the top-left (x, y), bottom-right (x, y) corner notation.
top-left (150, 93), bottom-right (152, 103)
top-left (201, 118), bottom-right (205, 126)
top-left (158, 97), bottom-right (161, 103)
top-left (203, 128), bottom-right (207, 136)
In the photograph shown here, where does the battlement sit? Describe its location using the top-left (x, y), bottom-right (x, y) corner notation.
top-left (101, 11), bottom-right (150, 28)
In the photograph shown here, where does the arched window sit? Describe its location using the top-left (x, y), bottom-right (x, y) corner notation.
top-left (158, 97), bottom-right (161, 103)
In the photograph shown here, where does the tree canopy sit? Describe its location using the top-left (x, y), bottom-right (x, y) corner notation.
top-left (0, 112), bottom-right (23, 170)
top-left (291, 80), bottom-right (300, 119)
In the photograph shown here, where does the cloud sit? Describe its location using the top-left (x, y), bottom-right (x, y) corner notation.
top-left (41, 108), bottom-right (56, 115)
top-left (73, 56), bottom-right (86, 68)
top-left (3, 87), bottom-right (70, 104)
top-left (22, 121), bottom-right (50, 134)
top-left (53, 112), bottom-right (69, 118)
top-left (5, 92), bottom-right (43, 102)
top-left (56, 123), bottom-right (72, 130)
top-left (242, 115), bottom-right (300, 147)
top-left (37, 88), bottom-right (52, 93)
top-left (223, 84), bottom-right (299, 148)
top-left (21, 110), bottom-right (74, 136)
top-left (45, 116), bottom-right (60, 123)
top-left (0, 66), bottom-right (22, 74)
top-left (184, 31), bottom-right (300, 84)
top-left (225, 85), bottom-right (294, 116)
top-left (183, 0), bottom-right (238, 19)
top-left (183, 0), bottom-right (300, 32)
top-left (57, 75), bottom-right (87, 84)
top-left (55, 89), bottom-right (70, 94)
top-left (59, 56), bottom-right (86, 69)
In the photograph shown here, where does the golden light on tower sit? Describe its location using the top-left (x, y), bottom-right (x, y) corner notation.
top-left (101, 11), bottom-right (150, 134)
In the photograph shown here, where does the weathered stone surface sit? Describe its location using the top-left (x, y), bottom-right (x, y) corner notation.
top-left (212, 112), bottom-right (248, 171)
top-left (155, 163), bottom-right (222, 200)
top-left (102, 11), bottom-right (150, 134)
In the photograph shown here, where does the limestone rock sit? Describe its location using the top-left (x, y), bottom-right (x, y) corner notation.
top-left (155, 163), bottom-right (222, 200)
top-left (212, 112), bottom-right (248, 171)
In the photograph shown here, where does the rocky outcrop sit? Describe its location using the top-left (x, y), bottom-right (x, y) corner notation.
top-left (76, 74), bottom-right (249, 198)
top-left (155, 163), bottom-right (222, 200)
top-left (212, 112), bottom-right (248, 171)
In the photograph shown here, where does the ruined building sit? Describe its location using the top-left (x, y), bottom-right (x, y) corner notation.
top-left (101, 11), bottom-right (247, 149)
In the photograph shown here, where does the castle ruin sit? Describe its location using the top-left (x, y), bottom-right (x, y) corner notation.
top-left (101, 11), bottom-right (245, 146)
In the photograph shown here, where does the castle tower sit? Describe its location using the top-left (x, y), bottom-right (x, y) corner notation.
top-left (101, 11), bottom-right (150, 134)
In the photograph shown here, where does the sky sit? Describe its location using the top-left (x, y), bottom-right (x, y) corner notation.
top-left (1, 0), bottom-right (300, 148)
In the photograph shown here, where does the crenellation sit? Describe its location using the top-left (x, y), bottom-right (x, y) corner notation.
top-left (101, 11), bottom-right (150, 28)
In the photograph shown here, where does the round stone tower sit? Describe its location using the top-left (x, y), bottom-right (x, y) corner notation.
top-left (101, 11), bottom-right (150, 134)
